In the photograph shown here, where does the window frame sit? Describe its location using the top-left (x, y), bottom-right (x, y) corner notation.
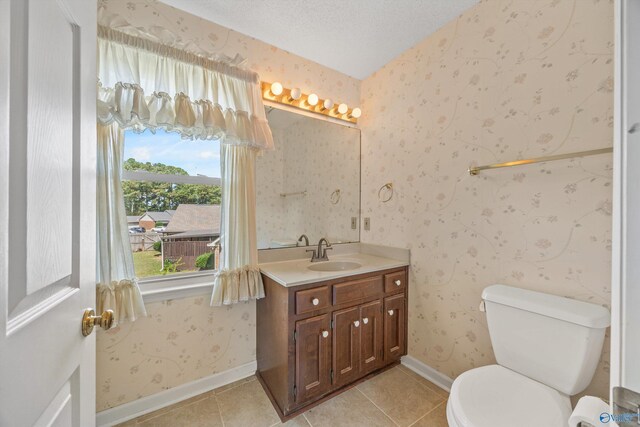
top-left (122, 170), bottom-right (222, 301)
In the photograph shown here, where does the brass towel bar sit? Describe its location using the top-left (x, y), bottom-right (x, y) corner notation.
top-left (468, 147), bottom-right (613, 176)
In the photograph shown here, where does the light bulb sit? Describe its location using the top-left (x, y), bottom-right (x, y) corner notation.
top-left (321, 99), bottom-right (334, 111)
top-left (349, 107), bottom-right (362, 119)
top-left (270, 82), bottom-right (283, 96)
top-left (289, 87), bottom-right (302, 102)
top-left (307, 93), bottom-right (319, 107)
top-left (337, 103), bottom-right (348, 115)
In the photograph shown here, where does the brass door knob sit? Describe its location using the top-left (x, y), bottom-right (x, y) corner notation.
top-left (82, 308), bottom-right (114, 336)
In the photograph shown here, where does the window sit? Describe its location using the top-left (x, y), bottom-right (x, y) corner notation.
top-left (123, 129), bottom-right (221, 280)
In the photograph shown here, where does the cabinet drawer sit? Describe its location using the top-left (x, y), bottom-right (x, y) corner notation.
top-left (333, 277), bottom-right (383, 305)
top-left (384, 271), bottom-right (406, 293)
top-left (296, 286), bottom-right (331, 315)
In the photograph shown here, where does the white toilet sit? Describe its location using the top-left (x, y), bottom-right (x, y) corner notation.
top-left (447, 285), bottom-right (610, 427)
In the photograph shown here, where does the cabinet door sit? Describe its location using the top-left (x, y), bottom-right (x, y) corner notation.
top-left (332, 306), bottom-right (361, 388)
top-left (384, 294), bottom-right (406, 361)
top-left (360, 300), bottom-right (383, 374)
top-left (295, 314), bottom-right (332, 404)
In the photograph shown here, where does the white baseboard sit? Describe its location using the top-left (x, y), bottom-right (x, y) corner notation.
top-left (401, 355), bottom-right (454, 392)
top-left (96, 360), bottom-right (257, 427)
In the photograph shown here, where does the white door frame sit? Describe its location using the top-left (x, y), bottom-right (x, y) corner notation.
top-left (611, 0), bottom-right (640, 404)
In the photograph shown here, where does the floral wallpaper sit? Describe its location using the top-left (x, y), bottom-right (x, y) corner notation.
top-left (97, 0), bottom-right (361, 412)
top-left (256, 112), bottom-right (361, 248)
top-left (360, 0), bottom-right (614, 399)
top-left (96, 298), bottom-right (255, 411)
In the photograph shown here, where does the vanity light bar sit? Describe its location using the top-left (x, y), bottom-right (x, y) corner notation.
top-left (261, 81), bottom-right (361, 124)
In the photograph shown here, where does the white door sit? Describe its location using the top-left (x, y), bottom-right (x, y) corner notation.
top-left (611, 0), bottom-right (640, 422)
top-left (0, 0), bottom-right (97, 425)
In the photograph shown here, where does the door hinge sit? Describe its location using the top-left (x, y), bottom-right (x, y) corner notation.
top-left (293, 330), bottom-right (297, 342)
top-left (293, 385), bottom-right (297, 398)
top-left (330, 320), bottom-right (334, 329)
top-left (331, 369), bottom-right (334, 381)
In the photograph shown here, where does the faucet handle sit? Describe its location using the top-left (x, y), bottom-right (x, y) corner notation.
top-left (306, 249), bottom-right (317, 260)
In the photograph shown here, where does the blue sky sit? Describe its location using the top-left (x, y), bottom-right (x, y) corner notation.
top-left (124, 129), bottom-right (221, 177)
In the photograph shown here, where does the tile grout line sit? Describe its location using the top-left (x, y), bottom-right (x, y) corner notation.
top-left (406, 400), bottom-right (447, 427)
top-left (302, 411), bottom-right (312, 427)
top-left (215, 377), bottom-right (257, 396)
top-left (212, 393), bottom-right (226, 427)
top-left (395, 366), bottom-right (448, 425)
top-left (396, 365), bottom-right (448, 397)
top-left (354, 386), bottom-right (401, 427)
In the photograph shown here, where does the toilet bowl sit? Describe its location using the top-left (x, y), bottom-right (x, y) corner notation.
top-left (446, 285), bottom-right (610, 427)
top-left (446, 365), bottom-right (572, 427)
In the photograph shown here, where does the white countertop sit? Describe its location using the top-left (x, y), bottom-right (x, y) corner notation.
top-left (259, 252), bottom-right (409, 287)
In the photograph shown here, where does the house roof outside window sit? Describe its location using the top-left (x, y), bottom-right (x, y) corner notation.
top-left (139, 211), bottom-right (174, 223)
top-left (164, 204), bottom-right (221, 234)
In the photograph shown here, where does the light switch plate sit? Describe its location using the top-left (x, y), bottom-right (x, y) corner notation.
top-left (351, 217), bottom-right (357, 229)
top-left (364, 217), bottom-right (370, 231)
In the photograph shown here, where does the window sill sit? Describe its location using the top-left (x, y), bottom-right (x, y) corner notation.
top-left (138, 272), bottom-right (215, 304)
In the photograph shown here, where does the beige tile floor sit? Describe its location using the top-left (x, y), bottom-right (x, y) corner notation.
top-left (116, 365), bottom-right (449, 427)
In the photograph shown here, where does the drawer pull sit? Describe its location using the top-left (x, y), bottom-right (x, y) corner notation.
top-left (395, 280), bottom-right (402, 286)
top-left (322, 330), bottom-right (329, 338)
top-left (363, 317), bottom-right (369, 324)
top-left (312, 298), bottom-right (320, 306)
top-left (353, 320), bottom-right (360, 328)
top-left (388, 310), bottom-right (394, 316)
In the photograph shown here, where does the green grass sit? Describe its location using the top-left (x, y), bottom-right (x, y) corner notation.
top-left (132, 250), bottom-right (163, 278)
top-left (132, 250), bottom-right (196, 278)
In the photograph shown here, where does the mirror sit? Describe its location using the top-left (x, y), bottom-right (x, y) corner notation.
top-left (256, 107), bottom-right (361, 249)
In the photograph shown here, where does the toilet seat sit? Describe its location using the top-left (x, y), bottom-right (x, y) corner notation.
top-left (447, 365), bottom-right (572, 427)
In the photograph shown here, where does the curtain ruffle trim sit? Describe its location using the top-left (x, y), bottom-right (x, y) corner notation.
top-left (97, 278), bottom-right (147, 326)
top-left (210, 266), bottom-right (264, 306)
top-left (97, 82), bottom-right (274, 150)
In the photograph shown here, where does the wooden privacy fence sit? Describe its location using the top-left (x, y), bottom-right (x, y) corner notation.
top-left (163, 240), bottom-right (215, 271)
top-left (130, 232), bottom-right (161, 252)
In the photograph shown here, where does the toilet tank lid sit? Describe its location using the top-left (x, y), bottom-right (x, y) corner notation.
top-left (482, 285), bottom-right (610, 328)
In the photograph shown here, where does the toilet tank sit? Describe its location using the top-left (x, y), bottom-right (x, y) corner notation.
top-left (482, 285), bottom-right (610, 396)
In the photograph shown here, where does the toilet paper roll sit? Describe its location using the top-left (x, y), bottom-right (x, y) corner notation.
top-left (569, 396), bottom-right (610, 427)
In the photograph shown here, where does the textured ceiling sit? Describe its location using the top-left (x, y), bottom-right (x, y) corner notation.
top-left (161, 0), bottom-right (479, 79)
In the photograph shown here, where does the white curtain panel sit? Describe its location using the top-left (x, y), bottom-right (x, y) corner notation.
top-left (96, 122), bottom-right (147, 324)
top-left (97, 26), bottom-right (273, 150)
top-left (211, 145), bottom-right (265, 306)
top-left (97, 25), bottom-right (272, 307)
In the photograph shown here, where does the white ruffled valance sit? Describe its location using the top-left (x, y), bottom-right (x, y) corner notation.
top-left (97, 26), bottom-right (273, 150)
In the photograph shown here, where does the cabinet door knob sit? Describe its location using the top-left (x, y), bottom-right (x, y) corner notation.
top-left (312, 298), bottom-right (320, 306)
top-left (353, 320), bottom-right (360, 327)
top-left (322, 330), bottom-right (329, 338)
top-left (363, 317), bottom-right (369, 324)
top-left (388, 310), bottom-right (394, 316)
top-left (395, 280), bottom-right (401, 286)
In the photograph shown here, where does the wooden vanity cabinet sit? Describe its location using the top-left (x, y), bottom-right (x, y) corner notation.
top-left (256, 266), bottom-right (408, 421)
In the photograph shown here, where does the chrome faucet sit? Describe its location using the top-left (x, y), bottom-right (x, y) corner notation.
top-left (297, 234), bottom-right (309, 247)
top-left (307, 238), bottom-right (332, 262)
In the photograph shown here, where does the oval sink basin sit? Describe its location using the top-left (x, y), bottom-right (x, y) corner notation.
top-left (307, 261), bottom-right (362, 272)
